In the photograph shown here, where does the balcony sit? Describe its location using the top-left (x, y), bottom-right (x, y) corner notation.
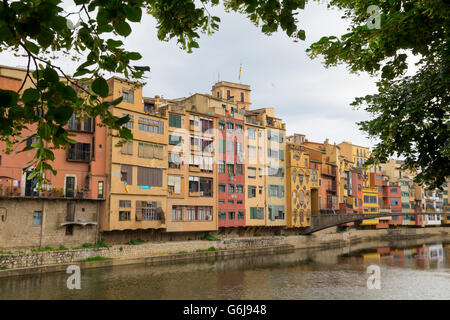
top-left (322, 169), bottom-right (336, 177)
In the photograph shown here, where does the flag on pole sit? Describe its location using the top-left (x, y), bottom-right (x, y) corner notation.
top-left (238, 64), bottom-right (242, 81)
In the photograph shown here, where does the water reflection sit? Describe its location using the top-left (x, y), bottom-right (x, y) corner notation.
top-left (0, 239), bottom-right (449, 300)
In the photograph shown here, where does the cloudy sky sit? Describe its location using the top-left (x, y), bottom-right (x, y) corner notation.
top-left (0, 1), bottom-right (381, 148)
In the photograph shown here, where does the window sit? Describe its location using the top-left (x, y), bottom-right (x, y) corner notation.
top-left (168, 175), bottom-right (181, 194)
top-left (248, 145), bottom-right (257, 158)
top-left (121, 141), bottom-right (133, 155)
top-left (227, 163), bottom-right (234, 174)
top-left (250, 207), bottom-right (264, 219)
top-left (218, 161), bottom-right (225, 173)
top-left (98, 181), bottom-right (104, 198)
top-left (236, 142), bottom-right (243, 154)
top-left (169, 135), bottom-right (182, 145)
top-left (268, 205), bottom-right (285, 220)
top-left (236, 164), bottom-right (243, 175)
top-left (65, 225), bottom-right (73, 235)
top-left (172, 206), bottom-right (183, 221)
top-left (189, 176), bottom-right (199, 192)
top-left (228, 184), bottom-right (235, 193)
top-left (248, 167), bottom-right (256, 178)
top-left (168, 152), bottom-right (181, 169)
top-left (200, 178), bottom-right (213, 197)
top-left (248, 186), bottom-right (256, 198)
top-left (259, 186), bottom-right (263, 194)
top-left (219, 211), bottom-right (226, 220)
top-left (269, 185), bottom-right (285, 198)
top-left (219, 139), bottom-right (225, 153)
top-left (201, 118), bottom-right (213, 132)
top-left (219, 120), bottom-right (225, 130)
top-left (138, 142), bottom-right (164, 159)
top-left (226, 140), bottom-right (234, 153)
top-left (138, 117), bottom-right (164, 134)
top-left (122, 90), bottom-right (134, 103)
top-left (67, 143), bottom-right (91, 161)
top-left (33, 211), bottom-right (42, 225)
top-left (248, 128), bottom-right (256, 139)
top-left (136, 201), bottom-right (160, 220)
top-left (238, 211), bottom-right (244, 220)
top-left (236, 124), bottom-right (243, 133)
top-left (122, 113), bottom-right (134, 129)
top-left (169, 114), bottom-right (182, 128)
top-left (83, 118), bottom-right (92, 132)
top-left (137, 167), bottom-right (162, 186)
top-left (240, 92), bottom-right (244, 102)
top-left (268, 166), bottom-right (284, 177)
top-left (228, 211), bottom-right (235, 220)
top-left (236, 184), bottom-right (244, 193)
top-left (268, 148), bottom-right (279, 159)
top-left (119, 211), bottom-right (131, 221)
top-left (120, 165), bottom-right (133, 185)
top-left (227, 122), bottom-right (234, 130)
top-left (68, 114), bottom-right (81, 131)
top-left (228, 200), bottom-right (234, 204)
top-left (227, 90), bottom-right (230, 99)
top-left (219, 199), bottom-right (225, 204)
top-left (237, 200), bottom-right (243, 204)
top-left (219, 183), bottom-right (226, 193)
top-left (119, 200), bottom-right (131, 208)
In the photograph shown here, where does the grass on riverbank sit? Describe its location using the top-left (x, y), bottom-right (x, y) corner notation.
top-left (126, 238), bottom-right (146, 245)
top-left (201, 233), bottom-right (221, 241)
top-left (77, 256), bottom-right (112, 262)
top-left (196, 247), bottom-right (217, 252)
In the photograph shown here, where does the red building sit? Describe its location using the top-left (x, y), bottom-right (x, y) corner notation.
top-left (351, 168), bottom-right (363, 214)
top-left (381, 178), bottom-right (403, 226)
top-left (370, 172), bottom-right (389, 228)
top-left (217, 109), bottom-right (245, 228)
top-left (0, 72), bottom-right (107, 200)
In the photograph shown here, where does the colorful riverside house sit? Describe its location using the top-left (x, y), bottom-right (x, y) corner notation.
top-left (0, 66), bottom-right (105, 248)
top-left (164, 93), bottom-right (218, 234)
top-left (351, 168), bottom-right (363, 214)
top-left (285, 134), bottom-right (319, 228)
top-left (338, 157), bottom-right (354, 214)
top-left (360, 187), bottom-right (379, 228)
top-left (245, 108), bottom-right (287, 228)
top-left (303, 139), bottom-right (340, 213)
top-left (300, 144), bottom-right (324, 213)
top-left (370, 172), bottom-right (388, 228)
top-left (210, 81), bottom-right (250, 229)
top-left (381, 177), bottom-right (403, 226)
top-left (100, 78), bottom-right (170, 238)
top-left (338, 141), bottom-right (370, 188)
top-left (244, 111), bottom-right (266, 228)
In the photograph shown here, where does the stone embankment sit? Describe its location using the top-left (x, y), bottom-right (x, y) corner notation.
top-left (1, 226), bottom-right (448, 277)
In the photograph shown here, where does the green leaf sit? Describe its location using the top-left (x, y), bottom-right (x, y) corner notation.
top-left (128, 52), bottom-right (142, 60)
top-left (123, 7), bottom-right (142, 22)
top-left (24, 40), bottom-right (39, 54)
top-left (115, 21), bottom-right (132, 37)
top-left (43, 67), bottom-right (59, 83)
top-left (91, 77), bottom-right (109, 97)
top-left (22, 88), bottom-right (40, 103)
top-left (107, 39), bottom-right (123, 48)
top-left (0, 89), bottom-right (20, 107)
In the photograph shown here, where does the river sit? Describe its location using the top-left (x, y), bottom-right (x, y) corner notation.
top-left (0, 238), bottom-right (449, 300)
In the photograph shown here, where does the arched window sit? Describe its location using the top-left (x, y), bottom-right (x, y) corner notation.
top-left (299, 170), bottom-right (304, 184)
top-left (306, 192), bottom-right (310, 204)
top-left (300, 191), bottom-right (304, 203)
top-left (292, 169), bottom-right (296, 182)
top-left (305, 171), bottom-right (310, 183)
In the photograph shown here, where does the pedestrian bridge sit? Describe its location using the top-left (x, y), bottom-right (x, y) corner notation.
top-left (299, 212), bottom-right (442, 235)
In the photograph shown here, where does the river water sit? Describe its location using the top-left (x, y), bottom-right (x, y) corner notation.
top-left (1, 238), bottom-right (449, 300)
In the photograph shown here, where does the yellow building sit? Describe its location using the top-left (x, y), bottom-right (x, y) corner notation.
top-left (245, 108), bottom-right (286, 227)
top-left (165, 94), bottom-right (218, 233)
top-left (244, 113), bottom-right (266, 227)
top-left (285, 142), bottom-right (315, 228)
top-left (360, 186), bottom-right (379, 226)
top-left (101, 77), bottom-right (168, 232)
top-left (339, 141), bottom-right (370, 187)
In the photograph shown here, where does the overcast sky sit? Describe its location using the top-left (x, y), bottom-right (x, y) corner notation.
top-left (0, 1), bottom-right (381, 148)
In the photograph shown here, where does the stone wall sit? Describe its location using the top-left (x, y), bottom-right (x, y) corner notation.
top-left (0, 197), bottom-right (101, 249)
top-left (1, 226), bottom-right (448, 270)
